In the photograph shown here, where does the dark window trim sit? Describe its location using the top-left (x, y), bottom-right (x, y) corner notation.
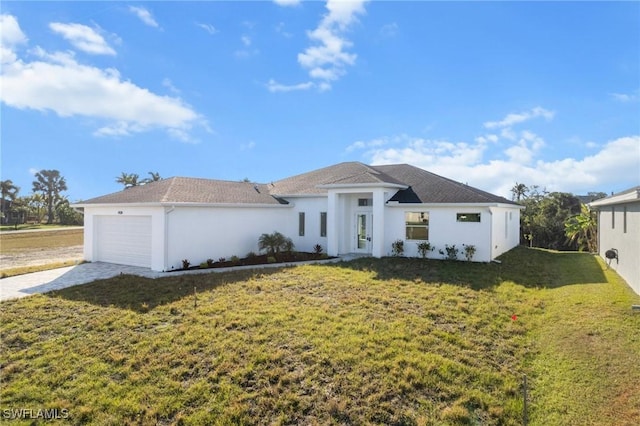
top-left (299, 212), bottom-right (305, 236)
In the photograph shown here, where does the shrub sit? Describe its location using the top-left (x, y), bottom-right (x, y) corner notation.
top-left (230, 255), bottom-right (240, 265)
top-left (206, 258), bottom-right (215, 267)
top-left (391, 239), bottom-right (404, 257)
top-left (416, 241), bottom-right (434, 258)
top-left (218, 257), bottom-right (226, 263)
top-left (439, 244), bottom-right (459, 261)
top-left (258, 231), bottom-right (294, 257)
top-left (463, 244), bottom-right (477, 261)
top-left (181, 259), bottom-right (191, 269)
top-left (313, 244), bottom-right (324, 255)
top-left (245, 251), bottom-right (257, 259)
top-left (199, 261), bottom-right (208, 269)
top-left (267, 256), bottom-right (277, 264)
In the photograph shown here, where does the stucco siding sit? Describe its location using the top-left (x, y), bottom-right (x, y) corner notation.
top-left (286, 197), bottom-right (329, 254)
top-left (490, 206), bottom-right (521, 259)
top-left (166, 206), bottom-right (293, 271)
top-left (385, 206), bottom-right (493, 262)
top-left (598, 202), bottom-right (640, 295)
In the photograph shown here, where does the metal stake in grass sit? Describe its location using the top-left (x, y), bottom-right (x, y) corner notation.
top-left (194, 286), bottom-right (197, 308)
top-left (523, 374), bottom-right (528, 426)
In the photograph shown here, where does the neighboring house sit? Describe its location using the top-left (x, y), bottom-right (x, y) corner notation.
top-left (589, 186), bottom-right (640, 296)
top-left (0, 199), bottom-right (26, 225)
top-left (73, 162), bottom-right (522, 271)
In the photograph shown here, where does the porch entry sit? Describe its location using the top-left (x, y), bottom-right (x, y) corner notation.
top-left (354, 213), bottom-right (372, 253)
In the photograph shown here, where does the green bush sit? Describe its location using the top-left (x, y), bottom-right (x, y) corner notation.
top-left (391, 239), bottom-right (404, 257)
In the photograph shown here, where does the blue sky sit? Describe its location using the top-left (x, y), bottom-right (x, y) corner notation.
top-left (1, 0), bottom-right (639, 202)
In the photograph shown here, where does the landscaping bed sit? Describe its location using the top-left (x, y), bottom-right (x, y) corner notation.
top-left (173, 251), bottom-right (333, 271)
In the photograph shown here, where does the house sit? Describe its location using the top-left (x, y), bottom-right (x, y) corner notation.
top-left (589, 186), bottom-right (640, 296)
top-left (0, 198), bottom-right (26, 225)
top-left (74, 162), bottom-right (522, 271)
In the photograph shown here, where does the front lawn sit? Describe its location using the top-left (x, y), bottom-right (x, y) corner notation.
top-left (1, 247), bottom-right (638, 425)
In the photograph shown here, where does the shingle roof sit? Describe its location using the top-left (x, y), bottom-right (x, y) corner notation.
top-left (80, 177), bottom-right (288, 205)
top-left (373, 164), bottom-right (519, 205)
top-left (79, 162), bottom-right (517, 206)
top-left (269, 162), bottom-right (406, 195)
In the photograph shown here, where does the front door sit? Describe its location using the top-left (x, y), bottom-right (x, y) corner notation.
top-left (355, 213), bottom-right (372, 253)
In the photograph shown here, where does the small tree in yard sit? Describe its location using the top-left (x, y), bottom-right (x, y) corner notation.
top-left (32, 170), bottom-right (67, 224)
top-left (258, 231), bottom-right (294, 259)
top-left (416, 241), bottom-right (434, 258)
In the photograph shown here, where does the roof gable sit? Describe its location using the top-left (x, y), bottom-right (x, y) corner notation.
top-left (269, 162), bottom-right (405, 195)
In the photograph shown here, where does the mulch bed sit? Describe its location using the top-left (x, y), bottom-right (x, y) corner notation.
top-left (173, 252), bottom-right (333, 272)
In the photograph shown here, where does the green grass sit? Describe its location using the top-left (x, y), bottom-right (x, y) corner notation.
top-left (0, 224), bottom-right (80, 232)
top-left (0, 228), bottom-right (83, 253)
top-left (1, 247), bottom-right (638, 425)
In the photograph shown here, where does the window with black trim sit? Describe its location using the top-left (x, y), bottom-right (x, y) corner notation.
top-left (320, 212), bottom-right (327, 237)
top-left (623, 206), bottom-right (627, 233)
top-left (405, 212), bottom-right (429, 240)
top-left (457, 213), bottom-right (481, 222)
top-left (612, 206), bottom-right (615, 229)
top-left (358, 198), bottom-right (372, 207)
top-left (299, 212), bottom-right (305, 236)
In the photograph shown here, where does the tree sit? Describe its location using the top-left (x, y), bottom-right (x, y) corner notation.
top-left (510, 182), bottom-right (529, 202)
top-left (564, 204), bottom-right (597, 252)
top-left (27, 193), bottom-right (46, 223)
top-left (116, 172), bottom-right (140, 189)
top-left (32, 170), bottom-right (68, 224)
top-left (56, 199), bottom-right (84, 226)
top-left (258, 231), bottom-right (293, 259)
top-left (1, 180), bottom-right (19, 201)
top-left (142, 172), bottom-right (162, 185)
top-left (1, 180), bottom-right (20, 225)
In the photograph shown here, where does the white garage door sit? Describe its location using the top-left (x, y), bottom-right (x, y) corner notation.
top-left (95, 215), bottom-right (152, 268)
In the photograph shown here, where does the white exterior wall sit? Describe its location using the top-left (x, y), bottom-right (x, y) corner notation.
top-left (166, 205), bottom-right (293, 271)
top-left (384, 204), bottom-right (521, 262)
top-left (286, 197), bottom-right (329, 253)
top-left (597, 203), bottom-right (640, 296)
top-left (489, 206), bottom-right (521, 259)
top-left (83, 206), bottom-right (166, 271)
top-left (385, 205), bottom-right (492, 261)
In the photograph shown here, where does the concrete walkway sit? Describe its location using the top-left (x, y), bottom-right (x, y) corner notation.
top-left (0, 256), bottom-right (359, 302)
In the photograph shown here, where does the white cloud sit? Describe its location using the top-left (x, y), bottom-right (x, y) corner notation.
top-left (1, 14), bottom-right (27, 46)
top-left (273, 0), bottom-right (301, 6)
top-left (349, 133), bottom-right (639, 198)
top-left (129, 6), bottom-right (159, 28)
top-left (241, 35), bottom-right (251, 47)
top-left (196, 22), bottom-right (218, 35)
top-left (0, 16), bottom-right (205, 142)
top-left (380, 22), bottom-right (398, 38)
top-left (269, 0), bottom-right (368, 93)
top-left (1, 14), bottom-right (28, 64)
top-left (28, 167), bottom-right (39, 176)
top-left (484, 106), bottom-right (555, 129)
top-left (275, 22), bottom-right (293, 38)
top-left (162, 78), bottom-right (180, 94)
top-left (266, 79), bottom-right (314, 93)
top-left (240, 141), bottom-right (256, 151)
top-left (610, 91), bottom-right (639, 103)
top-left (49, 22), bottom-right (116, 55)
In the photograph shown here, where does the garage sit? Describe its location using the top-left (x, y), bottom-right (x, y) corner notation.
top-left (95, 215), bottom-right (152, 268)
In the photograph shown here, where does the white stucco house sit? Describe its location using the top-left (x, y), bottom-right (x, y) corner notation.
top-left (74, 162), bottom-right (522, 271)
top-left (589, 186), bottom-right (640, 296)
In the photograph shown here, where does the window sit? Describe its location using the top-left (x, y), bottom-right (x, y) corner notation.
top-left (405, 212), bottom-right (429, 240)
top-left (623, 206), bottom-right (627, 233)
top-left (320, 212), bottom-right (327, 237)
top-left (612, 206), bottom-right (615, 229)
top-left (457, 213), bottom-right (481, 222)
top-left (358, 198), bottom-right (372, 207)
top-left (299, 212), bottom-right (305, 236)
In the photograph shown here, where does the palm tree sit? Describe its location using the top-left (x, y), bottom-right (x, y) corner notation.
top-left (142, 172), bottom-right (162, 185)
top-left (1, 180), bottom-right (19, 201)
top-left (564, 204), bottom-right (597, 252)
top-left (32, 170), bottom-right (68, 224)
top-left (116, 173), bottom-right (140, 189)
top-left (510, 182), bottom-right (529, 202)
